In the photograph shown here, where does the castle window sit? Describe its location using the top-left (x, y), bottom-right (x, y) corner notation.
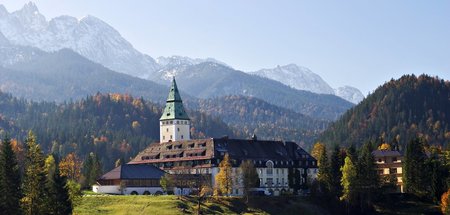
top-left (181, 135), bottom-right (184, 139)
top-left (170, 135), bottom-right (173, 139)
top-left (266, 160), bottom-right (274, 175)
top-left (163, 136), bottom-right (165, 140)
top-left (166, 128), bottom-right (169, 132)
top-left (170, 121), bottom-right (173, 124)
top-left (177, 128), bottom-right (180, 132)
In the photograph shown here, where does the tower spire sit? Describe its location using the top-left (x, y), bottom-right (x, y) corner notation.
top-left (160, 77), bottom-right (190, 142)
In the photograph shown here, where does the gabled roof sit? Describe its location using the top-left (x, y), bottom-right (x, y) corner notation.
top-left (160, 77), bottom-right (190, 120)
top-left (98, 164), bottom-right (165, 180)
top-left (372, 150), bottom-right (402, 157)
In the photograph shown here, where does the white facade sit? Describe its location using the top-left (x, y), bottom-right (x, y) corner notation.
top-left (92, 185), bottom-right (164, 195)
top-left (160, 119), bottom-right (190, 142)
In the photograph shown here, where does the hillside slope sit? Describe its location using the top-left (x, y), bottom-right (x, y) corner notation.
top-left (319, 74), bottom-right (450, 148)
top-left (187, 95), bottom-right (329, 147)
top-left (1, 49), bottom-right (172, 103)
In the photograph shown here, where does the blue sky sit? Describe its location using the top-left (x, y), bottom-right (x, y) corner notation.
top-left (1, 1), bottom-right (449, 94)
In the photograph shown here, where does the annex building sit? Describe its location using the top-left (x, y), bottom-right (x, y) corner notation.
top-left (94, 78), bottom-right (318, 196)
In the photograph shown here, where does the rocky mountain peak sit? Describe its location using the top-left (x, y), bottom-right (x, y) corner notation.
top-left (0, 2), bottom-right (159, 78)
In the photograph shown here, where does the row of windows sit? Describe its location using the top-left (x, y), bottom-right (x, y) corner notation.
top-left (162, 134), bottom-right (185, 141)
top-left (252, 160), bottom-right (315, 167)
top-left (124, 179), bottom-right (160, 187)
top-left (162, 120), bottom-right (189, 125)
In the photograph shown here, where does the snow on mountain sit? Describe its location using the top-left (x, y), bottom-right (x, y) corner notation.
top-left (0, 2), bottom-right (159, 78)
top-left (250, 64), bottom-right (364, 104)
top-left (334, 86), bottom-right (364, 104)
top-left (251, 64), bottom-right (335, 95)
top-left (150, 55), bottom-right (229, 83)
top-left (0, 31), bottom-right (44, 66)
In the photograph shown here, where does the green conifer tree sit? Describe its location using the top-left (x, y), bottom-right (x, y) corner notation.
top-left (0, 136), bottom-right (22, 215)
top-left (44, 155), bottom-right (73, 215)
top-left (317, 145), bottom-right (331, 193)
top-left (330, 145), bottom-right (343, 198)
top-left (404, 137), bottom-right (427, 196)
top-left (21, 131), bottom-right (47, 215)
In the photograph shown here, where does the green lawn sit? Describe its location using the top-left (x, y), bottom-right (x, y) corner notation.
top-left (74, 195), bottom-right (330, 215)
top-left (75, 194), bottom-right (440, 215)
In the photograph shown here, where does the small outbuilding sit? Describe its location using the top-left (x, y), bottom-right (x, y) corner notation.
top-left (93, 164), bottom-right (166, 195)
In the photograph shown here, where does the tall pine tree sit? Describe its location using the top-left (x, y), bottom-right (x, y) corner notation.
top-left (404, 137), bottom-right (428, 196)
top-left (330, 145), bottom-right (343, 198)
top-left (356, 143), bottom-right (379, 212)
top-left (21, 131), bottom-right (47, 215)
top-left (0, 136), bottom-right (22, 215)
top-left (44, 155), bottom-right (73, 215)
top-left (317, 145), bottom-right (331, 194)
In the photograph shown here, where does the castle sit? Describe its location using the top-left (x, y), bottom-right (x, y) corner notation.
top-left (94, 78), bottom-right (318, 196)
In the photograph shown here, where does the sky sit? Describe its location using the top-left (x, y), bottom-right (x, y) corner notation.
top-left (1, 1), bottom-right (449, 94)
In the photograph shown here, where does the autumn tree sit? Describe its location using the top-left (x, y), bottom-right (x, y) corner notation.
top-left (340, 156), bottom-right (357, 208)
top-left (215, 153), bottom-right (233, 196)
top-left (240, 160), bottom-right (259, 202)
top-left (59, 152), bottom-right (82, 182)
top-left (441, 189), bottom-right (450, 215)
top-left (44, 155), bottom-right (72, 214)
top-left (21, 131), bottom-right (47, 215)
top-left (311, 142), bottom-right (326, 166)
top-left (0, 136), bottom-right (22, 215)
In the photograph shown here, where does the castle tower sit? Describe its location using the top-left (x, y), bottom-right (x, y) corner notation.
top-left (160, 77), bottom-right (190, 143)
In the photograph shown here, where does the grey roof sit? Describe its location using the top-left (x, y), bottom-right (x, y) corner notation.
top-left (372, 150), bottom-right (402, 157)
top-left (99, 164), bottom-right (165, 180)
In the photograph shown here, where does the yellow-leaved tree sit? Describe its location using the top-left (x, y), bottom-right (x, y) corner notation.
top-left (311, 142), bottom-right (326, 166)
top-left (215, 153), bottom-right (233, 196)
top-left (59, 152), bottom-right (82, 182)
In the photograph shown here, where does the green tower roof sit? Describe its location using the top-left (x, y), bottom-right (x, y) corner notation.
top-left (160, 78), bottom-right (190, 120)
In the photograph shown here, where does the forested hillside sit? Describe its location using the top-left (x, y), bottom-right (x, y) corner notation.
top-left (0, 92), bottom-right (233, 170)
top-left (188, 95), bottom-right (329, 147)
top-left (319, 74), bottom-right (450, 149)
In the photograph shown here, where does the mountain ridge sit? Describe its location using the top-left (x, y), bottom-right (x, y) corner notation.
top-left (318, 74), bottom-right (450, 149)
